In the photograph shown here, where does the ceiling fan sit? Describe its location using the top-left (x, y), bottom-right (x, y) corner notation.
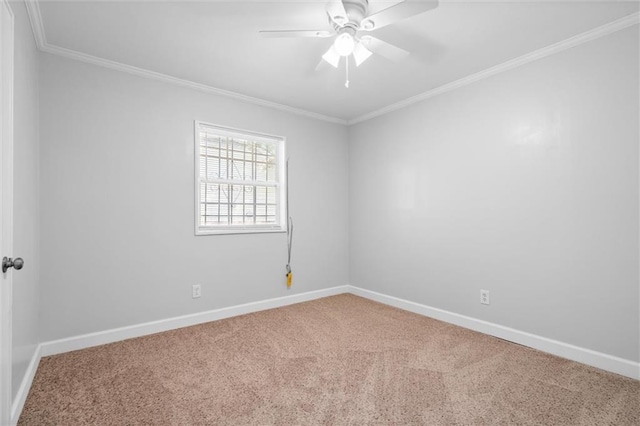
top-left (260, 0), bottom-right (439, 82)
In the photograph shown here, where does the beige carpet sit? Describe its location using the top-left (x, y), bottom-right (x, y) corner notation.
top-left (19, 294), bottom-right (639, 425)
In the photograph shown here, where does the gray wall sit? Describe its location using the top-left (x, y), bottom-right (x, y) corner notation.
top-left (31, 11), bottom-right (639, 367)
top-left (39, 54), bottom-right (349, 341)
top-left (11, 0), bottom-right (40, 402)
top-left (349, 27), bottom-right (639, 362)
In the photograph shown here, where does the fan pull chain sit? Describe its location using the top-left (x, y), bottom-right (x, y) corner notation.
top-left (345, 56), bottom-right (350, 89)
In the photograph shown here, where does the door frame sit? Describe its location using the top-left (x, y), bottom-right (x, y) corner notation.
top-left (0, 0), bottom-right (15, 423)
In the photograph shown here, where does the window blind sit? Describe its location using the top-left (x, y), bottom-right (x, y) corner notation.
top-left (195, 122), bottom-right (286, 235)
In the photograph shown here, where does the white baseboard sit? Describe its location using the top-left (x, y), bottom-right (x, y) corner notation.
top-left (12, 285), bottom-right (350, 423)
top-left (41, 285), bottom-right (349, 357)
top-left (11, 344), bottom-right (41, 426)
top-left (348, 285), bottom-right (639, 380)
top-left (37, 284), bottom-right (640, 380)
top-left (10, 283), bottom-right (638, 423)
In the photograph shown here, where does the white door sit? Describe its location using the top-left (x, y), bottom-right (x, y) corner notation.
top-left (0, 0), bottom-right (14, 424)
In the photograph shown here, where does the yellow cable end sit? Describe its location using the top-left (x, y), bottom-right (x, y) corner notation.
top-left (286, 272), bottom-right (292, 288)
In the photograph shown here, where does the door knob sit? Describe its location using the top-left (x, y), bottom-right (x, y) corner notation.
top-left (2, 257), bottom-right (24, 273)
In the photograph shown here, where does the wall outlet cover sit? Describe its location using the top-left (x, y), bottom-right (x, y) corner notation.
top-left (192, 284), bottom-right (202, 299)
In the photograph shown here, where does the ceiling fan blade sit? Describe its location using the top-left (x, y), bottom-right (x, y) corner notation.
top-left (360, 36), bottom-right (409, 62)
top-left (326, 0), bottom-right (348, 27)
top-left (259, 30), bottom-right (333, 38)
top-left (360, 0), bottom-right (439, 31)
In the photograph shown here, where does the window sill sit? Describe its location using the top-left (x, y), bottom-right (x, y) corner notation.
top-left (195, 227), bottom-right (286, 236)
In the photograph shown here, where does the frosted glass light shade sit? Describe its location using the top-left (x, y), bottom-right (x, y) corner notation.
top-left (334, 33), bottom-right (355, 57)
top-left (353, 42), bottom-right (372, 66)
top-left (322, 46), bottom-right (340, 68)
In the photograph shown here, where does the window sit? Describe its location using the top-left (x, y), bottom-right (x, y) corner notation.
top-left (195, 121), bottom-right (286, 235)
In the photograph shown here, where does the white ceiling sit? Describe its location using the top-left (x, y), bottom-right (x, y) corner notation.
top-left (33, 0), bottom-right (639, 122)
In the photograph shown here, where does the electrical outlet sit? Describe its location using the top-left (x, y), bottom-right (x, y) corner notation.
top-left (192, 284), bottom-right (201, 299)
top-left (480, 289), bottom-right (490, 305)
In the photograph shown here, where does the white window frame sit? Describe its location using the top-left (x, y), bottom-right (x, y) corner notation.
top-left (194, 121), bottom-right (287, 235)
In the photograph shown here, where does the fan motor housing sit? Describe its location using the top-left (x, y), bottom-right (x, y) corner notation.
top-left (335, 0), bottom-right (369, 28)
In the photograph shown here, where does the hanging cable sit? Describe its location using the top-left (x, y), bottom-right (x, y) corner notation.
top-left (286, 218), bottom-right (293, 287)
top-left (285, 159), bottom-right (294, 288)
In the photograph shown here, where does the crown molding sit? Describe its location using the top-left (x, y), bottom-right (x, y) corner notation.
top-left (24, 1), bottom-right (346, 126)
top-left (347, 11), bottom-right (640, 125)
top-left (24, 0), bottom-right (45, 48)
top-left (40, 43), bottom-right (347, 125)
top-left (23, 1), bottom-right (638, 127)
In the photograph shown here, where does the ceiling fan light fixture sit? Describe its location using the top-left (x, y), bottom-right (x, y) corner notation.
top-left (334, 32), bottom-right (355, 56)
top-left (353, 42), bottom-right (373, 66)
top-left (322, 46), bottom-right (340, 68)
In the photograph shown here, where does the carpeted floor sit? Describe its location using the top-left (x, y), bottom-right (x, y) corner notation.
top-left (19, 294), bottom-right (639, 425)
